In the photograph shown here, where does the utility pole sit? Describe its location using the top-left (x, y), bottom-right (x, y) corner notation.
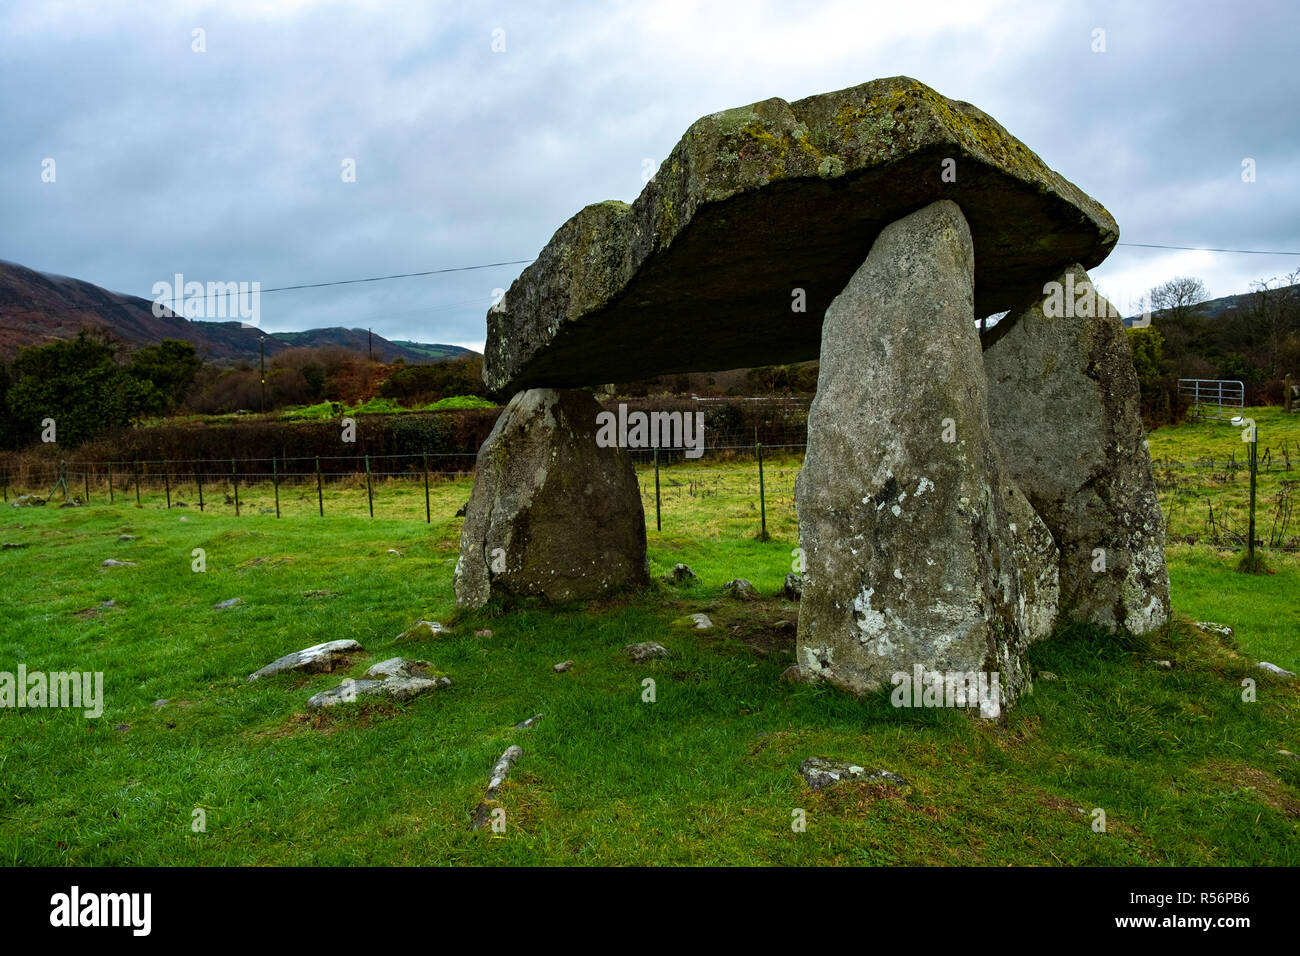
top-left (259, 334), bottom-right (266, 413)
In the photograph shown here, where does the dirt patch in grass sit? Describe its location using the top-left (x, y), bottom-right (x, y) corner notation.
top-left (258, 700), bottom-right (401, 738)
top-left (1195, 759), bottom-right (1300, 818)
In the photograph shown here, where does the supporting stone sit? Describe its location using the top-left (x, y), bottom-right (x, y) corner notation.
top-left (795, 200), bottom-right (1057, 708)
top-left (982, 264), bottom-right (1170, 633)
top-left (454, 388), bottom-right (649, 608)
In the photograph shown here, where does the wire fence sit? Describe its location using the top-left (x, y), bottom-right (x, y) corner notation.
top-left (6, 433), bottom-right (1296, 551)
top-left (0, 443), bottom-right (807, 535)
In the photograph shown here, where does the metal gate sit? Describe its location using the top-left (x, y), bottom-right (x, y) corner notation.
top-left (1178, 379), bottom-right (1245, 420)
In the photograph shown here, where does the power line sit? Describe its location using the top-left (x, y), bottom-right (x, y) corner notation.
top-left (1117, 242), bottom-right (1300, 256)
top-left (156, 242), bottom-right (1299, 308)
top-left (259, 259), bottom-right (534, 294)
top-left (164, 258), bottom-right (535, 303)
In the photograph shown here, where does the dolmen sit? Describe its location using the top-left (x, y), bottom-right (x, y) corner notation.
top-left (455, 76), bottom-right (1169, 714)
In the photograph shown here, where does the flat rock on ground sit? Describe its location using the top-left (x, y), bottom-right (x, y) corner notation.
top-left (624, 642), bottom-right (670, 663)
top-left (799, 757), bottom-right (909, 792)
top-left (247, 639), bottom-right (364, 682)
top-left (306, 658), bottom-right (452, 709)
top-left (484, 75), bottom-right (1118, 392)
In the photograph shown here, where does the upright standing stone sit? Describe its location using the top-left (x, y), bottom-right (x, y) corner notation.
top-left (454, 388), bottom-right (649, 608)
top-left (796, 200), bottom-right (1056, 707)
top-left (982, 264), bottom-right (1169, 633)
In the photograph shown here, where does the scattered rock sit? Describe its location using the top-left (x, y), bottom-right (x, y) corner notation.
top-left (1257, 661), bottom-right (1296, 678)
top-left (474, 629), bottom-right (494, 638)
top-left (302, 589), bottom-right (337, 599)
top-left (471, 745), bottom-right (523, 829)
top-left (779, 664), bottom-right (805, 684)
top-left (306, 658), bottom-right (452, 709)
top-left (118, 535), bottom-right (137, 542)
top-left (1277, 749), bottom-right (1298, 761)
top-left (59, 499), bottom-right (84, 508)
top-left (671, 563), bottom-right (698, 584)
top-left (514, 713), bottom-right (544, 729)
top-left (554, 660), bottom-right (574, 673)
top-left (1037, 671), bottom-right (1058, 681)
top-left (153, 699), bottom-right (168, 708)
top-left (246, 639), bottom-right (364, 682)
top-left (723, 578), bottom-right (760, 601)
top-left (213, 598), bottom-right (243, 610)
top-left (387, 549), bottom-right (404, 557)
top-left (799, 757), bottom-right (909, 792)
top-left (100, 559), bottom-right (136, 568)
top-left (624, 641), bottom-right (670, 663)
top-left (783, 572), bottom-right (803, 600)
top-left (1153, 659), bottom-right (1174, 671)
top-left (396, 620), bottom-right (451, 642)
top-left (1196, 621), bottom-right (1235, 639)
top-left (114, 724), bottom-right (129, 733)
top-left (10, 495), bottom-right (46, 508)
top-left (672, 613), bottom-right (713, 630)
top-left (454, 388), bottom-right (648, 608)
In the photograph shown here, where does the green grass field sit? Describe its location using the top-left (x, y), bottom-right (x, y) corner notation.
top-left (1, 419), bottom-right (1297, 866)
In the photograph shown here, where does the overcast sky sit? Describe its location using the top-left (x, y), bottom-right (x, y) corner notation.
top-left (2, 0), bottom-right (1297, 352)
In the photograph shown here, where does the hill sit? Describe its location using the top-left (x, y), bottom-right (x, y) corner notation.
top-left (0, 259), bottom-right (471, 365)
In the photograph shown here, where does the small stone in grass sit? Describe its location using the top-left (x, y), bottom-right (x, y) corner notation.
top-left (554, 660), bottom-right (574, 673)
top-left (213, 598), bottom-right (243, 610)
top-left (624, 641), bottom-right (670, 663)
top-left (475, 629), bottom-right (493, 638)
top-left (1257, 661), bottom-right (1296, 678)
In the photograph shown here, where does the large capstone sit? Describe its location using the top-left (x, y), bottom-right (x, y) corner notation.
top-left (485, 76), bottom-right (1118, 393)
top-left (982, 264), bottom-right (1170, 633)
top-left (454, 388), bottom-right (649, 608)
top-left (795, 200), bottom-right (1057, 707)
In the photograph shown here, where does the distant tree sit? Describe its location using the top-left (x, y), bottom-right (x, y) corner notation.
top-left (128, 339), bottom-right (202, 408)
top-left (5, 330), bottom-right (163, 446)
top-left (1148, 276), bottom-right (1209, 322)
top-left (1126, 327), bottom-right (1164, 382)
top-left (1248, 268), bottom-right (1300, 378)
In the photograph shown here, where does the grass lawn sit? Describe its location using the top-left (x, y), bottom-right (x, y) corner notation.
top-left (2, 449), bottom-right (1297, 865)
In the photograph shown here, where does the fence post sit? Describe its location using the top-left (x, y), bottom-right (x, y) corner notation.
top-left (231, 458), bottom-right (239, 517)
top-left (196, 464), bottom-right (204, 512)
top-left (316, 456), bottom-right (324, 517)
top-left (423, 452), bottom-right (431, 524)
top-left (1, 472), bottom-right (7, 502)
top-left (757, 440), bottom-right (768, 540)
top-left (365, 455), bottom-right (374, 517)
top-left (134, 462), bottom-right (141, 507)
top-left (107, 463), bottom-right (113, 503)
top-left (1248, 426), bottom-right (1258, 565)
top-left (164, 462), bottom-right (171, 509)
top-left (273, 455), bottom-right (280, 518)
top-left (653, 445), bottom-right (661, 531)
top-left (83, 467), bottom-right (90, 504)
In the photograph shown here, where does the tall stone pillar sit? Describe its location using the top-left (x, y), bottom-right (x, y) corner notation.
top-left (795, 200), bottom-right (1058, 711)
top-left (454, 388), bottom-right (649, 608)
top-left (982, 264), bottom-right (1170, 633)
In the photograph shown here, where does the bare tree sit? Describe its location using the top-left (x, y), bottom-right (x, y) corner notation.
top-left (1148, 276), bottom-right (1209, 322)
top-left (1250, 268), bottom-right (1300, 378)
